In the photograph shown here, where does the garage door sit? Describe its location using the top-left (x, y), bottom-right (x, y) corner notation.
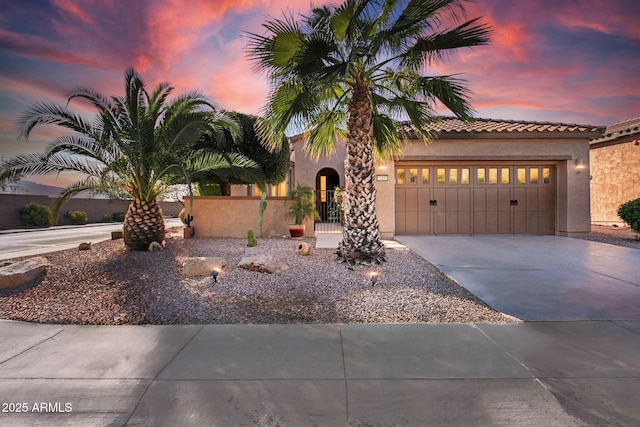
top-left (395, 164), bottom-right (555, 234)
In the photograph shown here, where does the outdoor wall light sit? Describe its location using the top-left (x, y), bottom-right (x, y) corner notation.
top-left (575, 158), bottom-right (587, 170)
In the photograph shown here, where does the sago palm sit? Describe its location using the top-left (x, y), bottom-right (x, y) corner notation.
top-left (1, 68), bottom-right (263, 250)
top-left (247, 0), bottom-right (490, 264)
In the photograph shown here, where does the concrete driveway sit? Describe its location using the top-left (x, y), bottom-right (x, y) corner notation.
top-left (395, 235), bottom-right (640, 321)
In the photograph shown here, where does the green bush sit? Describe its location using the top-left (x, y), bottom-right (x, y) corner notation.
top-left (64, 210), bottom-right (88, 225)
top-left (618, 198), bottom-right (640, 235)
top-left (102, 212), bottom-right (115, 222)
top-left (113, 212), bottom-right (126, 222)
top-left (19, 203), bottom-right (51, 227)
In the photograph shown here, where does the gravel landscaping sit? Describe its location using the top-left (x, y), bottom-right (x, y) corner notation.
top-left (0, 228), bottom-right (513, 325)
top-left (1, 225), bottom-right (636, 325)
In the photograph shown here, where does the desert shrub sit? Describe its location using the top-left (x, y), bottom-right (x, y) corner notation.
top-left (102, 212), bottom-right (115, 222)
top-left (113, 212), bottom-right (126, 222)
top-left (64, 210), bottom-right (88, 225)
top-left (618, 198), bottom-right (640, 236)
top-left (19, 203), bottom-right (51, 227)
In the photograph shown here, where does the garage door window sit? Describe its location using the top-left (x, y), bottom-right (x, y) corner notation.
top-left (397, 168), bottom-right (405, 184)
top-left (501, 168), bottom-right (510, 184)
top-left (422, 169), bottom-right (430, 184)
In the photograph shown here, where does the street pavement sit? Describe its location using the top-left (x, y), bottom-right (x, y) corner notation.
top-left (1, 321), bottom-right (639, 426)
top-left (0, 218), bottom-right (183, 260)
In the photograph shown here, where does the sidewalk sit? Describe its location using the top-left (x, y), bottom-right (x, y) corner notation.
top-left (1, 320), bottom-right (639, 426)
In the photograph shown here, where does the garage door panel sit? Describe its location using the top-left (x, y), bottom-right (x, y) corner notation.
top-left (418, 212), bottom-right (432, 234)
top-left (405, 188), bottom-right (418, 212)
top-left (396, 164), bottom-right (555, 235)
top-left (405, 211), bottom-right (418, 233)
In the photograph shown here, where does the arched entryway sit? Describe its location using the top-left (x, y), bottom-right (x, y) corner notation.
top-left (315, 168), bottom-right (341, 224)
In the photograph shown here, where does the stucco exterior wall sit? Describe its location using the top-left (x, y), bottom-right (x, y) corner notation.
top-left (590, 141), bottom-right (640, 225)
top-left (0, 194), bottom-right (181, 229)
top-left (292, 140), bottom-right (346, 188)
top-left (188, 196), bottom-right (314, 238)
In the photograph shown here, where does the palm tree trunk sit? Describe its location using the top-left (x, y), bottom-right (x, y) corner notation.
top-left (337, 83), bottom-right (386, 264)
top-left (123, 198), bottom-right (166, 251)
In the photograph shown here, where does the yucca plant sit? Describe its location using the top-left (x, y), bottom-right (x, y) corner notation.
top-left (247, 0), bottom-right (490, 264)
top-left (0, 68), bottom-right (263, 250)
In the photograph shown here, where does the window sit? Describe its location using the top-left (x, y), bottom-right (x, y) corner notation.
top-left (543, 167), bottom-right (550, 184)
top-left (530, 168), bottom-right (539, 184)
top-left (410, 168), bottom-right (418, 184)
top-left (422, 168), bottom-right (430, 184)
top-left (489, 168), bottom-right (498, 184)
top-left (477, 168), bottom-right (486, 184)
top-left (461, 168), bottom-right (470, 185)
top-left (517, 168), bottom-right (526, 184)
top-left (449, 168), bottom-right (458, 184)
top-left (397, 168), bottom-right (405, 184)
top-left (501, 168), bottom-right (510, 184)
top-left (437, 168), bottom-right (446, 184)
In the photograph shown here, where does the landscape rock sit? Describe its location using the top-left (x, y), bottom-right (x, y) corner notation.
top-left (148, 241), bottom-right (163, 251)
top-left (0, 257), bottom-right (49, 289)
top-left (237, 255), bottom-right (289, 274)
top-left (182, 257), bottom-right (227, 276)
top-left (78, 242), bottom-right (92, 251)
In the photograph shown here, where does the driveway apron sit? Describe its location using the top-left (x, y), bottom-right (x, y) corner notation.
top-left (395, 235), bottom-right (640, 321)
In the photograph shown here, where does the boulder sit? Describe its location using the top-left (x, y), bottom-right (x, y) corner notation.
top-left (237, 255), bottom-right (289, 274)
top-left (0, 257), bottom-right (49, 289)
top-left (182, 257), bottom-right (227, 276)
top-left (78, 242), bottom-right (91, 251)
top-left (148, 241), bottom-right (163, 251)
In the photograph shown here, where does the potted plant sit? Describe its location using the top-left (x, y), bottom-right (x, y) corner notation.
top-left (179, 207), bottom-right (194, 238)
top-left (286, 183), bottom-right (318, 238)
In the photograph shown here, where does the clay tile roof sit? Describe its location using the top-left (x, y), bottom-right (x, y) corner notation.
top-left (590, 117), bottom-right (640, 144)
top-left (422, 117), bottom-right (604, 135)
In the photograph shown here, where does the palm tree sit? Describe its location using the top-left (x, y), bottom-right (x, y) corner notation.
top-left (246, 0), bottom-right (491, 264)
top-left (0, 68), bottom-right (263, 250)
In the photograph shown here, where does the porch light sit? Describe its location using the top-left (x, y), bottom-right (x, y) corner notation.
top-left (575, 158), bottom-right (587, 170)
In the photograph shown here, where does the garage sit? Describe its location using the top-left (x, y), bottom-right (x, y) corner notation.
top-left (395, 163), bottom-right (556, 235)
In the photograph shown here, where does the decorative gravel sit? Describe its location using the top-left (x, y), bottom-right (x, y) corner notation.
top-left (577, 225), bottom-right (640, 249)
top-left (0, 229), bottom-right (514, 325)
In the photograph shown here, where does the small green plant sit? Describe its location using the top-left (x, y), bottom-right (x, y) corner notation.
top-left (102, 212), bottom-right (115, 222)
top-left (19, 203), bottom-right (51, 227)
top-left (286, 183), bottom-right (319, 225)
top-left (64, 210), bottom-right (88, 225)
top-left (618, 197), bottom-right (640, 239)
top-left (113, 211), bottom-right (126, 222)
top-left (247, 228), bottom-right (257, 247)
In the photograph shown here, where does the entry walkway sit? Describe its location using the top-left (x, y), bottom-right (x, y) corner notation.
top-left (396, 235), bottom-right (640, 321)
top-left (1, 320), bottom-right (639, 426)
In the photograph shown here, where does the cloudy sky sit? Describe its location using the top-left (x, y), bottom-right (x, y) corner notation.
top-left (0, 0), bottom-right (638, 187)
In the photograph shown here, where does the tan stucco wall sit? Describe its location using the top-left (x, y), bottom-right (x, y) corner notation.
top-left (590, 141), bottom-right (640, 225)
top-left (290, 133), bottom-right (594, 237)
top-left (292, 140), bottom-right (346, 188)
top-left (188, 196), bottom-right (314, 238)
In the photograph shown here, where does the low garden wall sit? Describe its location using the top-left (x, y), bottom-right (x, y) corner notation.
top-left (189, 196), bottom-right (314, 238)
top-left (0, 194), bottom-right (182, 229)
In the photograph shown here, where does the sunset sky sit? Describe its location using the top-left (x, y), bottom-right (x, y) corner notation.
top-left (0, 0), bottom-right (638, 187)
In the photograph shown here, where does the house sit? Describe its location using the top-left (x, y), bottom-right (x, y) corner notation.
top-left (291, 117), bottom-right (604, 238)
top-left (589, 117), bottom-right (640, 226)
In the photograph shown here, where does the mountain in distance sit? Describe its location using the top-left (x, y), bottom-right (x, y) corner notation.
top-left (1, 180), bottom-right (110, 199)
top-left (1, 180), bottom-right (65, 196)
